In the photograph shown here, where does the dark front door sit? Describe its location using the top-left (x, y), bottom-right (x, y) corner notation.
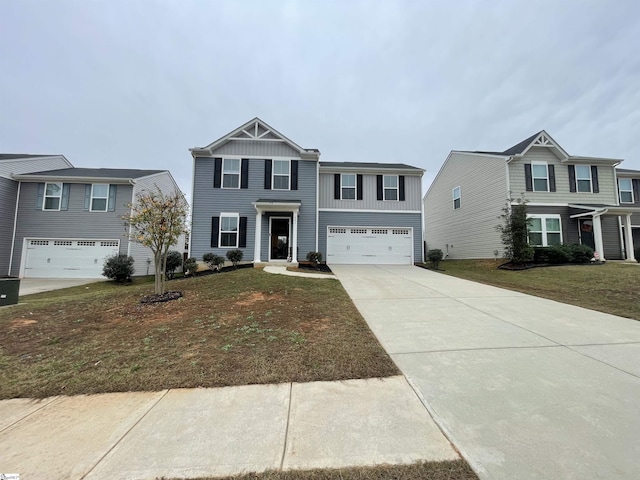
top-left (579, 219), bottom-right (595, 250)
top-left (270, 218), bottom-right (290, 260)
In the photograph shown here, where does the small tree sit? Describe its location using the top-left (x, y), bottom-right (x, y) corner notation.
top-left (103, 254), bottom-right (135, 283)
top-left (123, 187), bottom-right (189, 295)
top-left (495, 196), bottom-right (533, 264)
top-left (165, 250), bottom-right (183, 279)
top-left (226, 249), bottom-right (244, 267)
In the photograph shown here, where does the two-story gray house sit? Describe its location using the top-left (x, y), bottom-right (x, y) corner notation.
top-left (615, 168), bottom-right (640, 250)
top-left (2, 154), bottom-right (184, 278)
top-left (189, 118), bottom-right (424, 265)
top-left (424, 131), bottom-right (639, 261)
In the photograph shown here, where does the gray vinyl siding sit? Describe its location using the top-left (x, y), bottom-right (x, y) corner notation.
top-left (318, 211), bottom-right (422, 263)
top-left (509, 148), bottom-right (618, 204)
top-left (0, 177), bottom-right (18, 275)
top-left (424, 152), bottom-right (508, 259)
top-left (0, 156), bottom-right (71, 178)
top-left (10, 182), bottom-right (133, 276)
top-left (319, 173), bottom-right (422, 211)
top-left (602, 216), bottom-right (623, 260)
top-left (190, 157), bottom-right (317, 262)
top-left (526, 206), bottom-right (577, 244)
top-left (210, 140), bottom-right (299, 158)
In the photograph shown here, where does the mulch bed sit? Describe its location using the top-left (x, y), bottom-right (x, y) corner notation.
top-left (140, 291), bottom-right (183, 304)
top-left (498, 261), bottom-right (605, 271)
top-left (297, 261), bottom-right (333, 273)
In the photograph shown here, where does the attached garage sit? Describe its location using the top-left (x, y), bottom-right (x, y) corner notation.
top-left (326, 226), bottom-right (413, 264)
top-left (22, 239), bottom-right (120, 278)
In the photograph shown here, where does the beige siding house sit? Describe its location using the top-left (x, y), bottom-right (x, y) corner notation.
top-left (424, 131), bottom-right (640, 261)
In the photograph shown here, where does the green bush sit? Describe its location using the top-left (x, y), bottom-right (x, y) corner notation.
top-left (534, 244), bottom-right (594, 264)
top-left (306, 251), bottom-right (323, 266)
top-left (567, 244), bottom-right (594, 263)
top-left (203, 252), bottom-right (225, 271)
top-left (226, 249), bottom-right (244, 267)
top-left (102, 254), bottom-right (135, 283)
top-left (427, 249), bottom-right (444, 269)
top-left (165, 251), bottom-right (183, 279)
top-left (184, 257), bottom-right (198, 275)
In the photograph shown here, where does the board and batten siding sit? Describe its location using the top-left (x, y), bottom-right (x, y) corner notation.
top-left (190, 156), bottom-right (317, 262)
top-left (11, 182), bottom-right (133, 276)
top-left (0, 177), bottom-right (18, 275)
top-left (509, 148), bottom-right (618, 204)
top-left (424, 152), bottom-right (508, 259)
top-left (0, 156), bottom-right (71, 179)
top-left (210, 139), bottom-right (300, 158)
top-left (318, 211), bottom-right (422, 263)
top-left (318, 173), bottom-right (422, 211)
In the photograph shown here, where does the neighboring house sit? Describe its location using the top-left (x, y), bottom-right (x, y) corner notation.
top-left (189, 118), bottom-right (424, 265)
top-left (2, 155), bottom-right (184, 278)
top-left (615, 168), bottom-right (640, 250)
top-left (423, 131), bottom-right (639, 261)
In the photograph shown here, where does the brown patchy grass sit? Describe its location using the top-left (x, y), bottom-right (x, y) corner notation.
top-left (0, 269), bottom-right (399, 399)
top-left (434, 260), bottom-right (640, 320)
top-left (167, 460), bottom-right (478, 480)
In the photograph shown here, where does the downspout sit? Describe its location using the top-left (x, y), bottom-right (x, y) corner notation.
top-left (8, 181), bottom-right (21, 276)
top-left (126, 179), bottom-right (136, 256)
top-left (315, 160), bottom-right (319, 253)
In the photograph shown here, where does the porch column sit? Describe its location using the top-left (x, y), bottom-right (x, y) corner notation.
top-left (291, 211), bottom-right (298, 262)
top-left (254, 210), bottom-right (262, 263)
top-left (624, 214), bottom-right (635, 262)
top-left (593, 214), bottom-right (605, 261)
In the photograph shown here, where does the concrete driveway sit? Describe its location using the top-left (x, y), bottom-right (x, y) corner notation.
top-left (331, 264), bottom-right (640, 480)
top-left (19, 278), bottom-right (104, 296)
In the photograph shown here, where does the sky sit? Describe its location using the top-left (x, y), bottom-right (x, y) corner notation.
top-left (2, 0), bottom-right (639, 201)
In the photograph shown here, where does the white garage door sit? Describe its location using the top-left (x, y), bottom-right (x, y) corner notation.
top-left (326, 226), bottom-right (413, 265)
top-left (23, 239), bottom-right (120, 278)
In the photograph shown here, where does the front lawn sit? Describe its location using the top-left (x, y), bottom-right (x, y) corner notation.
top-left (0, 269), bottom-right (399, 399)
top-left (434, 260), bottom-right (640, 320)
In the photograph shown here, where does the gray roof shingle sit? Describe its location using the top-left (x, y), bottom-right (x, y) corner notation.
top-left (320, 162), bottom-right (423, 171)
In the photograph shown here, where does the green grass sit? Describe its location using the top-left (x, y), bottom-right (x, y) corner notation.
top-left (432, 260), bottom-right (640, 320)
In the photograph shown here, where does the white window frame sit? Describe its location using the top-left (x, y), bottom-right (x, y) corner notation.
top-left (531, 161), bottom-right (549, 192)
top-left (341, 174), bottom-right (356, 200)
top-left (222, 158), bottom-right (240, 189)
top-left (43, 182), bottom-right (63, 211)
top-left (383, 175), bottom-right (398, 201)
top-left (272, 159), bottom-right (290, 191)
top-left (219, 212), bottom-right (239, 248)
top-left (575, 165), bottom-right (593, 193)
top-left (527, 214), bottom-right (563, 246)
top-left (90, 183), bottom-right (110, 212)
top-left (452, 186), bottom-right (461, 210)
top-left (619, 178), bottom-right (634, 204)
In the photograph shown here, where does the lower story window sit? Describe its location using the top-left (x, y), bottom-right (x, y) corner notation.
top-left (528, 215), bottom-right (562, 246)
top-left (220, 213), bottom-right (239, 247)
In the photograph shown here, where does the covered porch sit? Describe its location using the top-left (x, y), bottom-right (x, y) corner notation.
top-left (252, 199), bottom-right (301, 264)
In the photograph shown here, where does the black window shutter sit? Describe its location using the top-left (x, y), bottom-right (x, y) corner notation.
top-left (399, 175), bottom-right (406, 201)
top-left (211, 217), bottom-right (219, 248)
top-left (357, 174), bottom-right (363, 200)
top-left (107, 184), bottom-right (117, 211)
top-left (84, 184), bottom-right (91, 210)
top-left (291, 160), bottom-right (298, 190)
top-left (568, 165), bottom-right (576, 192)
top-left (591, 166), bottom-right (599, 193)
top-left (524, 164), bottom-right (533, 192)
top-left (264, 160), bottom-right (272, 190)
top-left (334, 174), bottom-right (340, 199)
top-left (241, 159), bottom-right (249, 189)
top-left (633, 179), bottom-right (640, 204)
top-left (238, 217), bottom-right (247, 248)
top-left (61, 183), bottom-right (70, 211)
top-left (548, 165), bottom-right (556, 192)
top-left (36, 183), bottom-right (45, 209)
top-left (377, 175), bottom-right (383, 200)
top-left (213, 158), bottom-right (222, 188)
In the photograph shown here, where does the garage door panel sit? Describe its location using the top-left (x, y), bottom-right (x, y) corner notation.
top-left (24, 239), bottom-right (120, 278)
top-left (327, 227), bottom-right (412, 265)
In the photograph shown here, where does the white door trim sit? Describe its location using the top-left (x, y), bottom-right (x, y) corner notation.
top-left (268, 217), bottom-right (291, 262)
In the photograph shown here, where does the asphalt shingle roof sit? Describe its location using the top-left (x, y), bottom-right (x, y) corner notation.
top-left (0, 154), bottom-right (59, 161)
top-left (320, 162), bottom-right (423, 170)
top-left (21, 168), bottom-right (165, 179)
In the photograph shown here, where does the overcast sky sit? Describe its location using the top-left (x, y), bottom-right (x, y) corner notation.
top-left (2, 0), bottom-right (639, 200)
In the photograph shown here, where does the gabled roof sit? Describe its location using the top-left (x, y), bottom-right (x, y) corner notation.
top-left (0, 153), bottom-right (63, 161)
top-left (320, 161), bottom-right (424, 174)
top-left (14, 168), bottom-right (166, 182)
top-left (190, 117), bottom-right (320, 160)
top-left (616, 168), bottom-right (640, 176)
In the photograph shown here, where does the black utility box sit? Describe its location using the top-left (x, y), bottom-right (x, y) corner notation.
top-left (0, 276), bottom-right (20, 306)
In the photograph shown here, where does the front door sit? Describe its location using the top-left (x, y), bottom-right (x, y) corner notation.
top-left (270, 218), bottom-right (290, 260)
top-left (579, 219), bottom-right (595, 250)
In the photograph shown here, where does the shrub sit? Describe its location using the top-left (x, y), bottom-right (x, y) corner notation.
top-left (495, 198), bottom-right (534, 264)
top-left (427, 249), bottom-right (444, 269)
top-left (203, 252), bottom-right (225, 271)
top-left (184, 257), bottom-right (198, 275)
top-left (567, 244), bottom-right (593, 263)
top-left (226, 249), bottom-right (244, 267)
top-left (545, 245), bottom-right (572, 264)
top-left (165, 250), bottom-right (183, 279)
top-left (533, 247), bottom-right (550, 264)
top-left (102, 254), bottom-right (135, 283)
top-left (306, 251), bottom-right (323, 266)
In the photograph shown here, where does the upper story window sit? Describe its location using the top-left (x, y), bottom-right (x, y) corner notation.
top-left (222, 159), bottom-right (240, 188)
top-left (575, 165), bottom-right (592, 193)
top-left (341, 174), bottom-right (356, 200)
top-left (383, 175), bottom-right (398, 200)
top-left (619, 178), bottom-right (634, 203)
top-left (91, 184), bottom-right (110, 211)
top-left (44, 182), bottom-right (62, 210)
top-left (528, 215), bottom-right (562, 246)
top-left (531, 162), bottom-right (549, 192)
top-left (452, 186), bottom-right (461, 209)
top-left (273, 160), bottom-right (290, 190)
top-left (219, 213), bottom-right (239, 248)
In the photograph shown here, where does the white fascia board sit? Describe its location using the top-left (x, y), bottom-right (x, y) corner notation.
top-left (12, 174), bottom-right (137, 183)
top-left (564, 155), bottom-right (622, 166)
top-left (320, 166), bottom-right (425, 175)
top-left (319, 208), bottom-right (421, 214)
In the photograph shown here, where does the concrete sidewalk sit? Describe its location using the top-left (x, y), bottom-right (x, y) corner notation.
top-left (0, 376), bottom-right (459, 479)
top-left (18, 278), bottom-right (104, 296)
top-left (331, 264), bottom-right (640, 480)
